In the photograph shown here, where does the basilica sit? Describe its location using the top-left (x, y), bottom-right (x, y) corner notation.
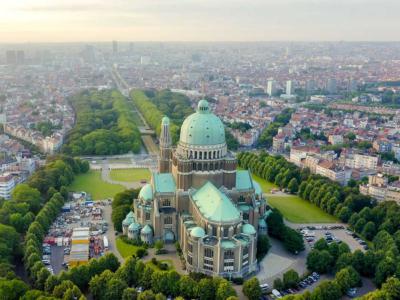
top-left (122, 99), bottom-right (268, 277)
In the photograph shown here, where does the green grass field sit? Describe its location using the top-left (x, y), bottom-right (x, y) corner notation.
top-left (267, 194), bottom-right (339, 223)
top-left (252, 173), bottom-right (278, 193)
top-left (240, 168), bottom-right (338, 223)
top-left (68, 170), bottom-right (125, 200)
top-left (109, 168), bottom-right (151, 182)
top-left (116, 237), bottom-right (142, 258)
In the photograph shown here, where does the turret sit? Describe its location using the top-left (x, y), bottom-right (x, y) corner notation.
top-left (158, 116), bottom-right (172, 173)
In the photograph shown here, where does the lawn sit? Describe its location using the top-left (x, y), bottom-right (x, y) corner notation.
top-left (116, 237), bottom-right (142, 258)
top-left (267, 194), bottom-right (339, 223)
top-left (241, 168), bottom-right (338, 223)
top-left (252, 173), bottom-right (278, 193)
top-left (68, 170), bottom-right (125, 200)
top-left (109, 168), bottom-right (151, 182)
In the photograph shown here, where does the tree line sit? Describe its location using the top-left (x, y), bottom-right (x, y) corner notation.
top-left (131, 89), bottom-right (240, 150)
top-left (0, 155), bottom-right (89, 299)
top-left (62, 89), bottom-right (142, 156)
top-left (238, 151), bottom-right (400, 298)
top-left (257, 108), bottom-right (293, 148)
top-left (130, 90), bottom-right (184, 144)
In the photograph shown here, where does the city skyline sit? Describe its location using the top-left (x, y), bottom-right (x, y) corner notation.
top-left (1, 0), bottom-right (400, 43)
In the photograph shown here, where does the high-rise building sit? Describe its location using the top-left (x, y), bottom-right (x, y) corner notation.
top-left (6, 51), bottom-right (16, 65)
top-left (266, 80), bottom-right (277, 96)
top-left (327, 78), bottom-right (337, 94)
top-left (348, 79), bottom-right (358, 93)
top-left (306, 80), bottom-right (315, 93)
top-left (286, 80), bottom-right (294, 96)
top-left (112, 40), bottom-right (118, 54)
top-left (16, 50), bottom-right (25, 64)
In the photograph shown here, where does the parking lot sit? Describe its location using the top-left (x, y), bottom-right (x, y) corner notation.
top-left (298, 224), bottom-right (368, 252)
top-left (42, 193), bottom-right (112, 274)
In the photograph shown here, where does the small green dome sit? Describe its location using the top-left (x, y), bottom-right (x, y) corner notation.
top-left (242, 223), bottom-right (256, 235)
top-left (141, 224), bottom-right (153, 234)
top-left (179, 100), bottom-right (225, 146)
top-left (190, 226), bottom-right (206, 238)
top-left (162, 116), bottom-right (170, 125)
top-left (139, 184), bottom-right (153, 201)
top-left (122, 217), bottom-right (132, 226)
top-left (128, 222), bottom-right (141, 231)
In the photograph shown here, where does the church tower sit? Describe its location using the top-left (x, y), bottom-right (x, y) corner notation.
top-left (158, 116), bottom-right (172, 173)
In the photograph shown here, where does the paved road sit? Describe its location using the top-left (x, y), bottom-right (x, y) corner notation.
top-left (100, 161), bottom-right (145, 189)
top-left (103, 205), bottom-right (124, 263)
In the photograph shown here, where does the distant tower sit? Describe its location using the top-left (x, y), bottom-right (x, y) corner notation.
top-left (159, 116), bottom-right (172, 173)
top-left (267, 79), bottom-right (277, 96)
top-left (112, 40), bottom-right (118, 54)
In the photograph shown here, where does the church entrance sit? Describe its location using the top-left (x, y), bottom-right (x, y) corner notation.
top-left (163, 230), bottom-right (175, 243)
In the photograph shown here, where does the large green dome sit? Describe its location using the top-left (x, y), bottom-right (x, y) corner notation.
top-left (179, 100), bottom-right (225, 146)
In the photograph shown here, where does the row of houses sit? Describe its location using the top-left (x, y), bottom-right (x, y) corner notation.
top-left (4, 123), bottom-right (63, 154)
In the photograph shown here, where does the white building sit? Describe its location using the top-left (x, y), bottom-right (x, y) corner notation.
top-left (0, 173), bottom-right (15, 199)
top-left (266, 80), bottom-right (277, 97)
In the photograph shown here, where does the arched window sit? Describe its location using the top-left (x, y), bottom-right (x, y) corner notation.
top-left (213, 151), bottom-right (216, 158)
top-left (198, 163), bottom-right (202, 171)
top-left (210, 163), bottom-right (214, 171)
top-left (190, 150), bottom-right (193, 159)
top-left (193, 163), bottom-right (197, 171)
top-left (199, 152), bottom-right (202, 159)
top-left (204, 248), bottom-right (213, 258)
top-left (223, 227), bottom-right (229, 237)
top-left (194, 151), bottom-right (197, 159)
top-left (164, 216), bottom-right (172, 225)
top-left (209, 151), bottom-right (212, 159)
top-left (224, 250), bottom-right (234, 259)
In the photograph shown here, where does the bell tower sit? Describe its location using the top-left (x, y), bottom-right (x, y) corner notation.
top-left (158, 116), bottom-right (172, 173)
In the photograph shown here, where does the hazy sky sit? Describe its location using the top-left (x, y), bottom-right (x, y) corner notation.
top-left (1, 0), bottom-right (399, 43)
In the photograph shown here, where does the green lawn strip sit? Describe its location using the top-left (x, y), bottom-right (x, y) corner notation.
top-left (267, 194), bottom-right (339, 223)
top-left (116, 237), bottom-right (142, 258)
top-left (68, 170), bottom-right (125, 200)
top-left (109, 168), bottom-right (151, 182)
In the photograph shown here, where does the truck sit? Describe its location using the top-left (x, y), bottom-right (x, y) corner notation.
top-left (103, 236), bottom-right (109, 251)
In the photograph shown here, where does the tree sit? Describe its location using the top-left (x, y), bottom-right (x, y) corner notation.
top-left (273, 278), bottom-right (284, 290)
top-left (138, 290), bottom-right (155, 300)
top-left (105, 278), bottom-right (128, 300)
top-left (122, 288), bottom-right (138, 300)
top-left (0, 278), bottom-right (29, 300)
top-left (243, 277), bottom-right (262, 300)
top-left (283, 269), bottom-right (300, 289)
top-left (335, 266), bottom-right (361, 293)
top-left (362, 221), bottom-right (376, 240)
top-left (11, 184), bottom-right (42, 213)
top-left (310, 280), bottom-right (341, 300)
top-left (197, 278), bottom-right (215, 300)
top-left (256, 235), bottom-right (271, 260)
top-left (306, 250), bottom-right (333, 274)
top-left (288, 178), bottom-right (299, 194)
top-left (178, 275), bottom-right (197, 299)
top-left (216, 280), bottom-right (236, 300)
top-left (283, 227), bottom-right (305, 253)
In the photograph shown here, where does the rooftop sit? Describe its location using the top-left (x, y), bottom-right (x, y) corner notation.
top-left (192, 181), bottom-right (240, 223)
